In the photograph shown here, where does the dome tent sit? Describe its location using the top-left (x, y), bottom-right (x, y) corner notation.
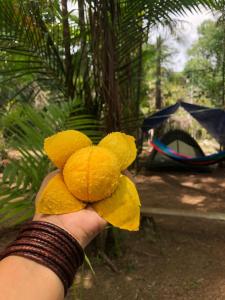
top-left (142, 101), bottom-right (225, 146)
top-left (142, 101), bottom-right (225, 171)
top-left (146, 129), bottom-right (207, 171)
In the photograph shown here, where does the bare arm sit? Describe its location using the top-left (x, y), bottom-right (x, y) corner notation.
top-left (0, 172), bottom-right (106, 300)
top-left (0, 255), bottom-right (65, 300)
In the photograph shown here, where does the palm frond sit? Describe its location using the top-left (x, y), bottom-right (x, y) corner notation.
top-left (0, 0), bottom-right (67, 104)
top-left (0, 101), bottom-right (103, 227)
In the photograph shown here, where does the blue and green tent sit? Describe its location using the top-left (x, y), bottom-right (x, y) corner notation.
top-left (142, 102), bottom-right (225, 167)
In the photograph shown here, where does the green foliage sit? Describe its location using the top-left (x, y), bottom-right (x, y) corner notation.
top-left (184, 20), bottom-right (225, 106)
top-left (140, 41), bottom-right (187, 114)
top-left (0, 0), bottom-right (218, 109)
top-left (0, 0), bottom-right (67, 104)
top-left (0, 101), bottom-right (103, 226)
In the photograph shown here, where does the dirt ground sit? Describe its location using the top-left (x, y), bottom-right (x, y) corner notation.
top-left (1, 169), bottom-right (225, 300)
top-left (138, 169), bottom-right (225, 213)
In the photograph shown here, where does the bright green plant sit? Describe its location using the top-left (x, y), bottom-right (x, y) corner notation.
top-left (0, 101), bottom-right (102, 226)
top-left (185, 20), bottom-right (225, 106)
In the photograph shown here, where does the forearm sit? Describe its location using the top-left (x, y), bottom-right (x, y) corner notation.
top-left (0, 221), bottom-right (85, 300)
top-left (0, 206), bottom-right (106, 300)
top-left (0, 256), bottom-right (64, 300)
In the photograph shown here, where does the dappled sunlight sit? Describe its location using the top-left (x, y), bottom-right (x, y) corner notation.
top-left (137, 170), bottom-right (225, 213)
top-left (68, 217), bottom-right (225, 300)
top-left (181, 177), bottom-right (225, 194)
top-left (125, 275), bottom-right (133, 282)
top-left (74, 270), bottom-right (94, 290)
top-left (181, 195), bottom-right (205, 206)
top-left (83, 272), bottom-right (94, 289)
top-left (7, 150), bottom-right (21, 160)
top-left (135, 175), bottom-right (164, 184)
top-left (182, 177), bottom-right (216, 187)
top-left (219, 182), bottom-right (225, 188)
top-left (181, 181), bottom-right (202, 188)
top-left (200, 278), bottom-right (225, 299)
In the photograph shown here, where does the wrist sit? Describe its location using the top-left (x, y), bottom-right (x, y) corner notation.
top-left (32, 215), bottom-right (87, 248)
top-left (33, 207), bottom-right (107, 249)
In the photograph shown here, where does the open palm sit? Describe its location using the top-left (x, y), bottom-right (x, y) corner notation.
top-left (34, 171), bottom-right (106, 248)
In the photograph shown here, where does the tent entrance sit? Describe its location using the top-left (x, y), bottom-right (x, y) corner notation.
top-left (147, 129), bottom-right (209, 171)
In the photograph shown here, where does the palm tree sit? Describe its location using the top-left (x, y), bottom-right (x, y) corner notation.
top-left (0, 0), bottom-right (217, 123)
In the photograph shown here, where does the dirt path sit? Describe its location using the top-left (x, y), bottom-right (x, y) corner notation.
top-left (137, 170), bottom-right (225, 213)
top-left (71, 217), bottom-right (225, 300)
top-left (1, 169), bottom-right (225, 299)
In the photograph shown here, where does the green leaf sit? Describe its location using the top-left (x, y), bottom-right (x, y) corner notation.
top-left (0, 100), bottom-right (102, 226)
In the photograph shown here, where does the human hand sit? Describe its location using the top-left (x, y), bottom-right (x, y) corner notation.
top-left (33, 171), bottom-right (107, 248)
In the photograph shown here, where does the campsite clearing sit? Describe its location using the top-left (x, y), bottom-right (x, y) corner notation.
top-left (138, 169), bottom-right (225, 214)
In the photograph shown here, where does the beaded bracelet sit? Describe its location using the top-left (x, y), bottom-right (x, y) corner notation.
top-left (0, 221), bottom-right (84, 296)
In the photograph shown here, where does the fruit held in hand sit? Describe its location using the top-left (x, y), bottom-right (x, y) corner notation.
top-left (36, 131), bottom-right (141, 231)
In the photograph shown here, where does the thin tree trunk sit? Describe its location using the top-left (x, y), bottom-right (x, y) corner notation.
top-left (222, 9), bottom-right (225, 107)
top-left (61, 0), bottom-right (74, 99)
top-left (78, 0), bottom-right (93, 112)
top-left (135, 41), bottom-right (143, 172)
top-left (89, 3), bottom-right (103, 118)
top-left (102, 0), bottom-right (121, 132)
top-left (155, 36), bottom-right (162, 110)
top-left (136, 41), bottom-right (142, 121)
top-left (220, 8), bottom-right (225, 157)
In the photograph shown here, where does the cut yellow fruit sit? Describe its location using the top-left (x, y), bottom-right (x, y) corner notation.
top-left (44, 130), bottom-right (92, 169)
top-left (92, 175), bottom-right (141, 231)
top-left (121, 133), bottom-right (137, 168)
top-left (99, 132), bottom-right (137, 170)
top-left (36, 173), bottom-right (86, 214)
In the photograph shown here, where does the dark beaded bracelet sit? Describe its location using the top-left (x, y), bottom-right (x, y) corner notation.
top-left (0, 221), bottom-right (84, 296)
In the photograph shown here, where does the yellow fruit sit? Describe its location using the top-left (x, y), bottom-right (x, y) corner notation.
top-left (99, 132), bottom-right (137, 170)
top-left (63, 146), bottom-right (120, 202)
top-left (36, 173), bottom-right (86, 214)
top-left (36, 130), bottom-right (140, 232)
top-left (44, 130), bottom-right (92, 169)
top-left (92, 175), bottom-right (141, 231)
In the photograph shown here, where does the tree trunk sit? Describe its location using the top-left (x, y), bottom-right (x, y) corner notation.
top-left (135, 41), bottom-right (143, 171)
top-left (78, 0), bottom-right (94, 112)
top-left (155, 36), bottom-right (162, 110)
top-left (61, 0), bottom-right (74, 99)
top-left (102, 0), bottom-right (121, 132)
top-left (222, 9), bottom-right (225, 107)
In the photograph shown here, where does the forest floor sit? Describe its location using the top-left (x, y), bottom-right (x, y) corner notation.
top-left (1, 168), bottom-right (225, 299)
